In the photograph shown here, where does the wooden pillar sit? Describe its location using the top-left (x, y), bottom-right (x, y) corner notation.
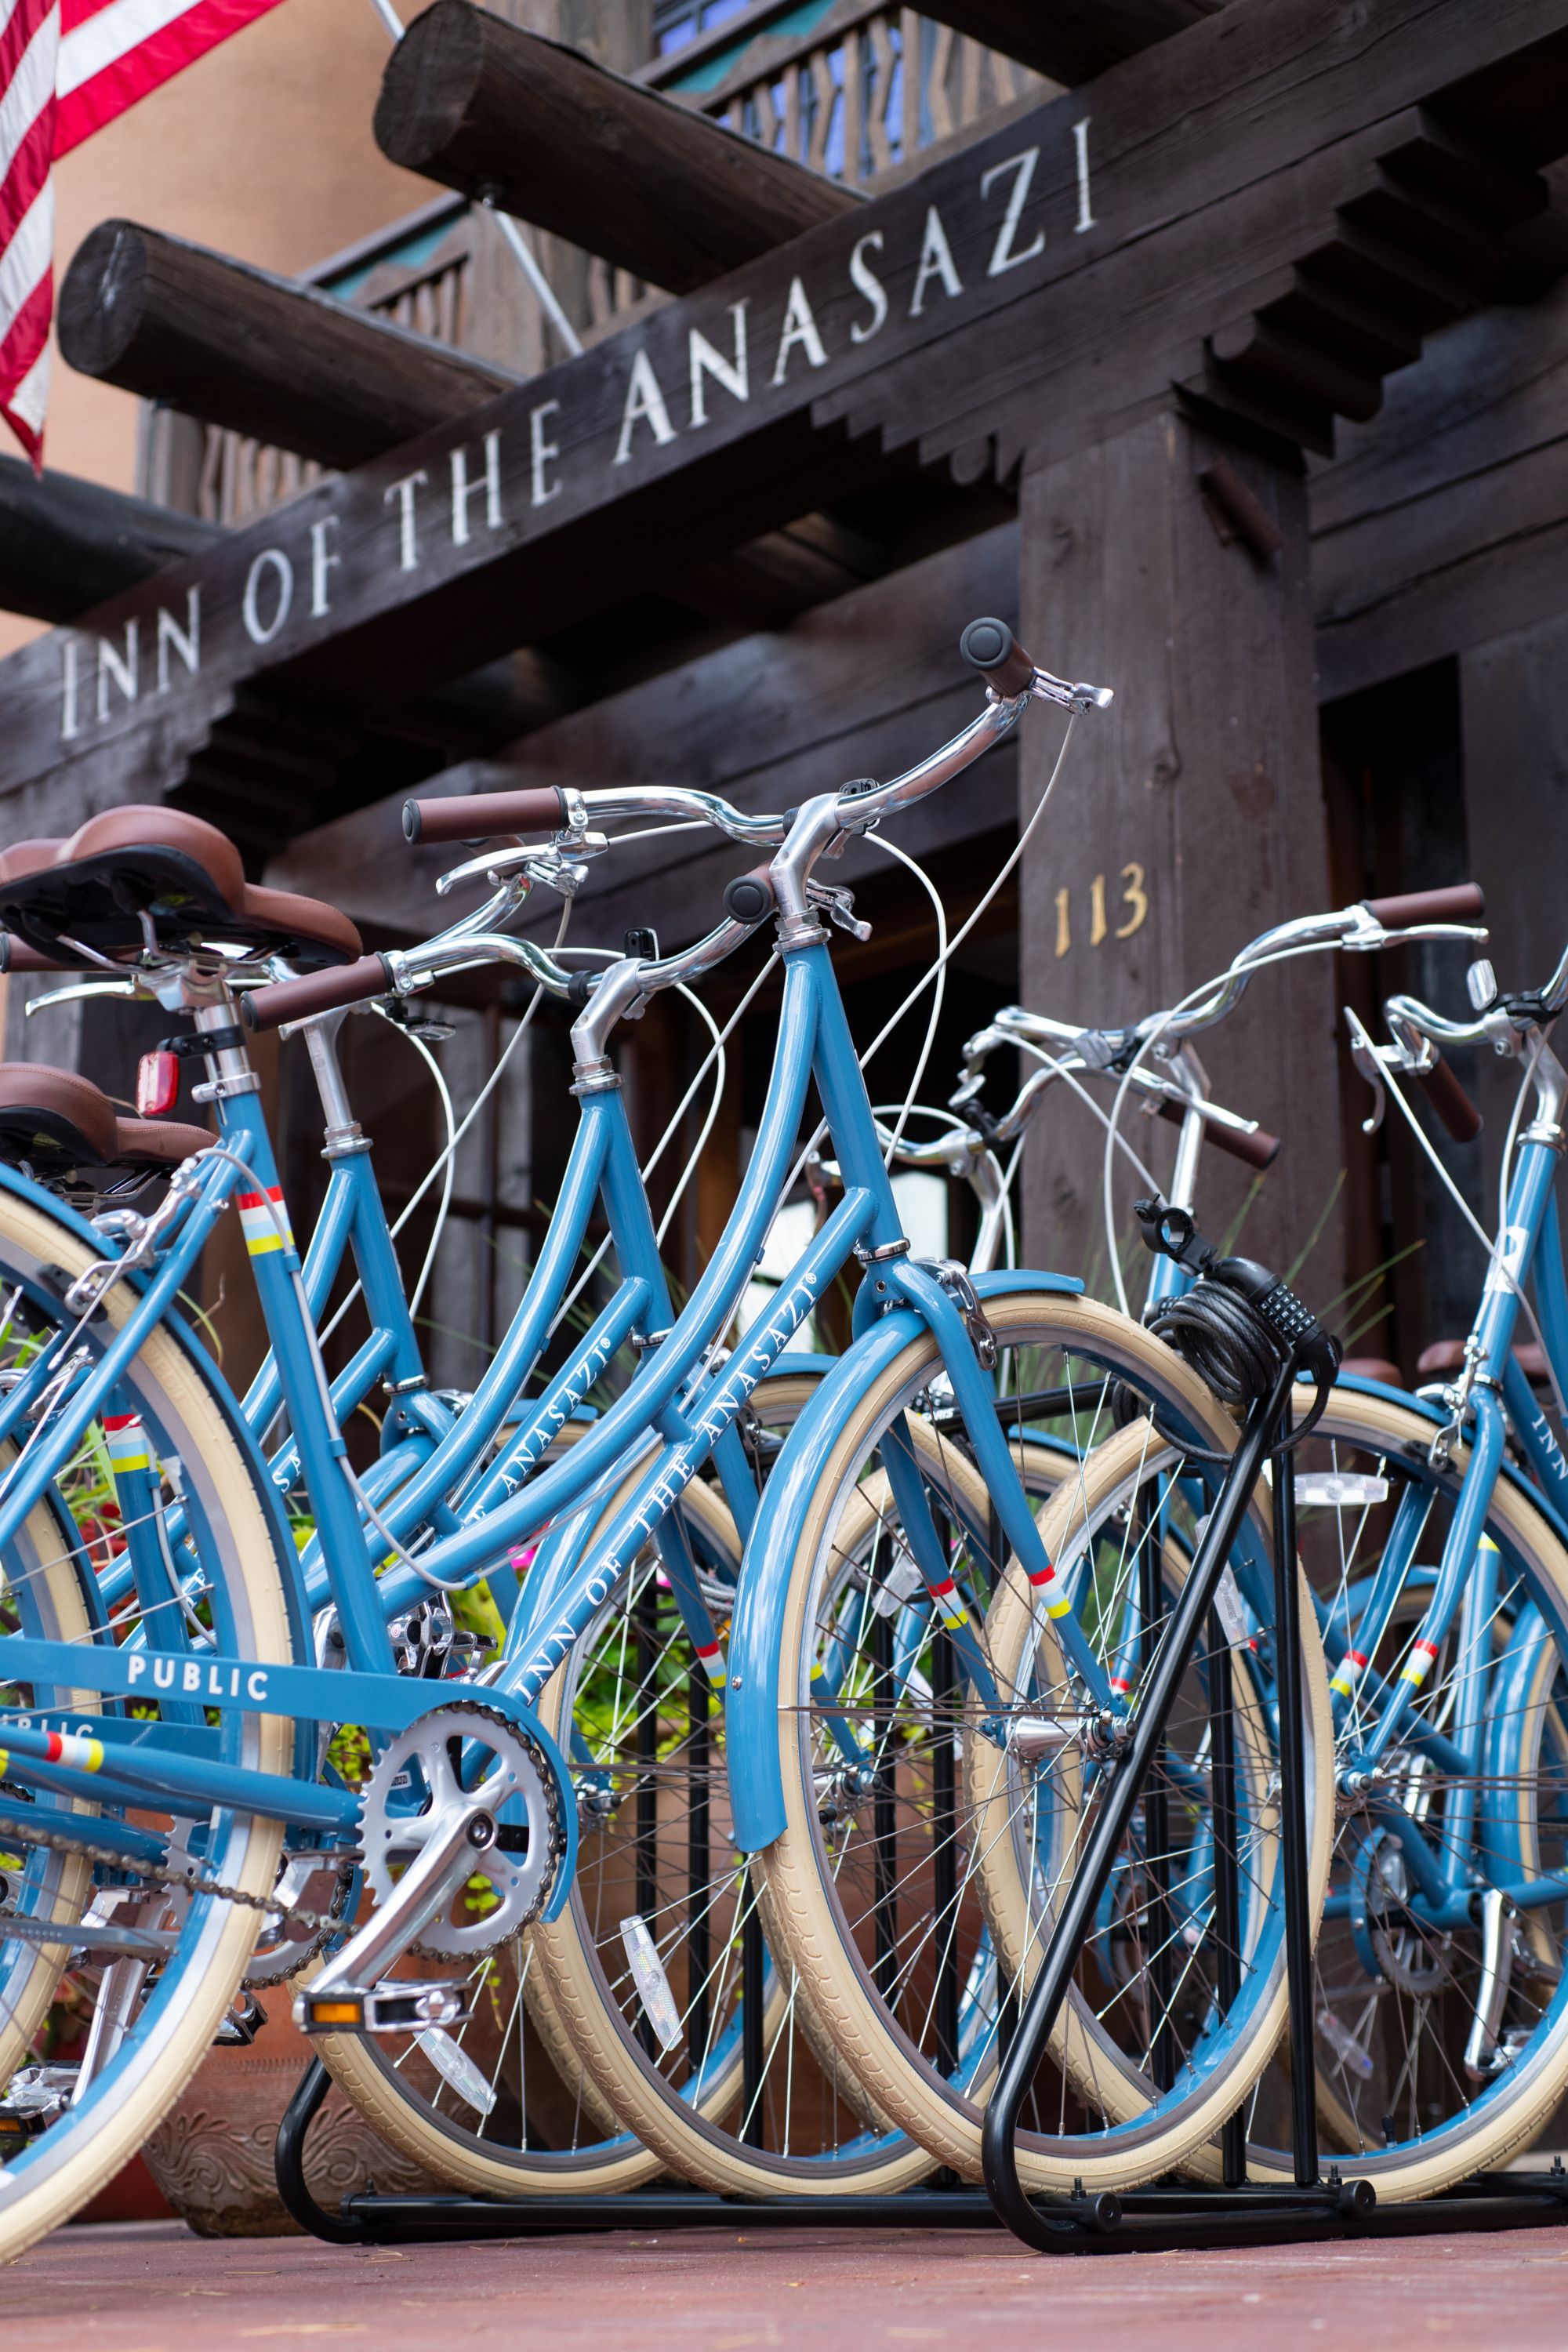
top-left (1460, 612), bottom-right (1568, 1179)
top-left (1017, 407), bottom-right (1345, 1308)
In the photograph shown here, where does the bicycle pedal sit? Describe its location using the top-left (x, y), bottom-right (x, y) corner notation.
top-left (214, 1990), bottom-right (267, 2046)
top-left (295, 1978), bottom-right (473, 2037)
top-left (0, 2064), bottom-right (76, 2128)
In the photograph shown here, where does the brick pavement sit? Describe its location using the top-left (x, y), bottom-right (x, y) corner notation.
top-left (6, 2218), bottom-right (1563, 2351)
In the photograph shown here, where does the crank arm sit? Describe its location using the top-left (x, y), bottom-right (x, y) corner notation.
top-left (300, 1801), bottom-right (497, 2022)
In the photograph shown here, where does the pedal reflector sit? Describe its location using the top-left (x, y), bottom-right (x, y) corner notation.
top-left (296, 1980), bottom-right (473, 2037)
top-left (621, 1915), bottom-right (681, 2051)
top-left (299, 1995), bottom-right (364, 2030)
top-left (416, 2026), bottom-right (496, 2117)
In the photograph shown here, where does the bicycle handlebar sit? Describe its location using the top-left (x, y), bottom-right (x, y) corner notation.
top-left (1365, 883), bottom-right (1486, 928)
top-left (242, 892), bottom-right (768, 1036)
top-left (956, 1017), bottom-right (1278, 1167)
top-left (401, 619), bottom-right (1112, 861)
top-left (1410, 1047), bottom-right (1483, 1143)
top-left (404, 787), bottom-right (568, 847)
top-left (1153, 1094), bottom-right (1281, 1169)
top-left (0, 935), bottom-right (82, 974)
top-left (241, 953), bottom-right (397, 1033)
top-left (1160, 888), bottom-right (1488, 1040)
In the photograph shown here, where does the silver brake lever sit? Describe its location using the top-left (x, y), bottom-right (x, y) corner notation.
top-left (806, 881), bottom-right (871, 941)
top-left (1340, 913), bottom-right (1490, 954)
top-left (1030, 667), bottom-right (1114, 716)
top-left (24, 978), bottom-right (143, 1017)
top-left (1343, 1005), bottom-right (1392, 1134)
top-left (434, 838), bottom-right (605, 898)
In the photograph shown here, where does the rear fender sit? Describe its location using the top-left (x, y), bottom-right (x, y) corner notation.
top-left (728, 1269), bottom-right (1080, 1852)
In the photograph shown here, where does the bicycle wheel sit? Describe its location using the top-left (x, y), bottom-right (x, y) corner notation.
top-left (749, 1288), bottom-right (1333, 2193)
top-left (0, 1183), bottom-right (295, 2263)
top-left (1237, 1386), bottom-right (1568, 2198)
top-left (310, 1373), bottom-right (897, 2195)
top-left (528, 1452), bottom-right (934, 2195)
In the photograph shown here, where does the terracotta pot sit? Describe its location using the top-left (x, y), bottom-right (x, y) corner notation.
top-left (74, 2151), bottom-right (174, 2225)
top-left (143, 1998), bottom-right (442, 2237)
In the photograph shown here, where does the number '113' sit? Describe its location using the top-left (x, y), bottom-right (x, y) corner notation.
top-left (1054, 863), bottom-right (1149, 958)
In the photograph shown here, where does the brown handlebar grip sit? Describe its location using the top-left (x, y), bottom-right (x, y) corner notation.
top-left (1364, 883), bottom-right (1486, 927)
top-left (403, 789), bottom-right (569, 846)
top-left (959, 617), bottom-right (1036, 699)
top-left (0, 935), bottom-right (82, 972)
top-left (1414, 1049), bottom-right (1483, 1143)
top-left (241, 954), bottom-right (395, 1035)
top-left (1156, 1097), bottom-right (1281, 1171)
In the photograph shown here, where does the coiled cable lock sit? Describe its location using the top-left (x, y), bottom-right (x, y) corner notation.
top-left (1128, 1197), bottom-right (1341, 1460)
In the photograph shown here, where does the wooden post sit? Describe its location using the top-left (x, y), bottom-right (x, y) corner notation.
top-left (373, 1), bottom-right (860, 296)
top-left (58, 220), bottom-right (518, 471)
top-left (0, 455), bottom-right (220, 623)
top-left (1016, 408), bottom-right (1345, 1306)
top-left (917, 0), bottom-right (1223, 83)
top-left (1460, 613), bottom-right (1568, 1169)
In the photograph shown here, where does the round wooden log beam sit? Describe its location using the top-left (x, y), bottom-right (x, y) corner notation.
top-left (373, 2), bottom-right (860, 296)
top-left (58, 220), bottom-right (518, 474)
top-left (0, 455), bottom-right (222, 622)
top-left (918, 0), bottom-right (1225, 84)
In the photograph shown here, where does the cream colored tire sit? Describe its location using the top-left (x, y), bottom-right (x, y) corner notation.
top-left (530, 1461), bottom-right (935, 2196)
top-left (977, 1420), bottom-right (1328, 2173)
top-left (0, 1189), bottom-right (291, 2266)
top-left (1243, 1388), bottom-right (1568, 2201)
top-left (752, 1289), bottom-right (1333, 2194)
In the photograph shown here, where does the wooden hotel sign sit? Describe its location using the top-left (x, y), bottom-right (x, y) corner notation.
top-left (5, 0), bottom-right (1567, 800)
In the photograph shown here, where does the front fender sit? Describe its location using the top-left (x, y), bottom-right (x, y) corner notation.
top-left (1334, 1371), bottom-right (1568, 1551)
top-left (0, 1164), bottom-right (315, 1701)
top-left (727, 1269), bottom-right (1081, 1853)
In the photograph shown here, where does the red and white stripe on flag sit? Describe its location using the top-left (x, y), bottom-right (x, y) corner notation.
top-left (0, 0), bottom-right (285, 466)
top-left (0, 0), bottom-right (60, 467)
top-left (55, 0), bottom-right (286, 154)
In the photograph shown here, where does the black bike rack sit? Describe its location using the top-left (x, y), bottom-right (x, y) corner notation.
top-left (276, 1273), bottom-right (1568, 2253)
top-left (274, 2045), bottom-right (1568, 2251)
top-left (978, 1318), bottom-right (1568, 2253)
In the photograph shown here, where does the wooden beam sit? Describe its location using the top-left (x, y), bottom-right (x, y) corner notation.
top-left (0, 456), bottom-right (220, 623)
top-left (57, 220), bottom-right (518, 472)
top-left (372, 1), bottom-right (860, 296)
top-left (12, 0), bottom-right (1568, 804)
top-left (262, 519), bottom-right (1022, 942)
top-left (916, 0), bottom-right (1223, 84)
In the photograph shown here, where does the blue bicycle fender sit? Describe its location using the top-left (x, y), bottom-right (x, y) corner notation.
top-left (728, 1269), bottom-right (1082, 1852)
top-left (1335, 1370), bottom-right (1568, 1551)
top-left (969, 1269), bottom-right (1083, 1303)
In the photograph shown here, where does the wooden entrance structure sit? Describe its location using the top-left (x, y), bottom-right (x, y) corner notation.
top-left (5, 0), bottom-right (1568, 1363)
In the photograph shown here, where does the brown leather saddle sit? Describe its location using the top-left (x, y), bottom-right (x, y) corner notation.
top-left (0, 1064), bottom-right (212, 1184)
top-left (0, 805), bottom-right (361, 971)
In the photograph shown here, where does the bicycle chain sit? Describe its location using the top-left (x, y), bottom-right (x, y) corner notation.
top-left (0, 1794), bottom-right (354, 1938)
top-left (4, 1693), bottom-right (565, 1959)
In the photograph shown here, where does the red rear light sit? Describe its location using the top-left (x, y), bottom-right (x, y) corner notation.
top-left (136, 1050), bottom-right (179, 1118)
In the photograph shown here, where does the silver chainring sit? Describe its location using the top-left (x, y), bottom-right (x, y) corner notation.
top-left (244, 1848), bottom-right (355, 1988)
top-left (358, 1699), bottom-right (561, 1961)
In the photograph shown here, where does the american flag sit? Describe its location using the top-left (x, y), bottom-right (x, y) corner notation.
top-left (2, 0), bottom-right (285, 466)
